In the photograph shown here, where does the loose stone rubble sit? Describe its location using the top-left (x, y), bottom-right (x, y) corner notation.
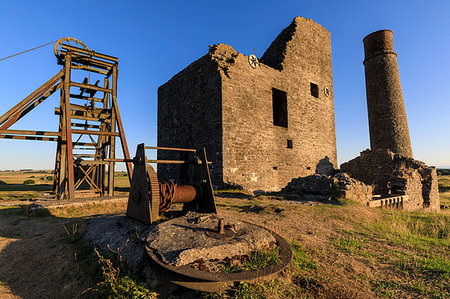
top-left (281, 172), bottom-right (373, 203)
top-left (341, 149), bottom-right (440, 211)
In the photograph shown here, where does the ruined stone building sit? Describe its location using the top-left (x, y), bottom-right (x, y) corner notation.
top-left (341, 30), bottom-right (440, 211)
top-left (158, 17), bottom-right (336, 191)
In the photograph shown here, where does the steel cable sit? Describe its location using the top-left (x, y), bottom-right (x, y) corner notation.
top-left (0, 39), bottom-right (58, 62)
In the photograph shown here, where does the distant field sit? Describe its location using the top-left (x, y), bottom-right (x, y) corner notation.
top-left (0, 170), bottom-right (130, 200)
top-left (438, 174), bottom-right (450, 206)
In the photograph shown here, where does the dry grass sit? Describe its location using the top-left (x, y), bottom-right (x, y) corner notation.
top-left (0, 170), bottom-right (448, 298)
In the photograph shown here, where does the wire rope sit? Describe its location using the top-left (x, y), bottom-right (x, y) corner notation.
top-left (0, 39), bottom-right (58, 62)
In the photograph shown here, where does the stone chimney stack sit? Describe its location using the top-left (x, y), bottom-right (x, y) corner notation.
top-left (363, 30), bottom-right (413, 158)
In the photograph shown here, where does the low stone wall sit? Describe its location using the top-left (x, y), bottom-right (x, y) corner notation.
top-left (341, 149), bottom-right (440, 212)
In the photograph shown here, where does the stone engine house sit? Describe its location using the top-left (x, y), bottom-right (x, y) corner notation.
top-left (158, 17), bottom-right (337, 191)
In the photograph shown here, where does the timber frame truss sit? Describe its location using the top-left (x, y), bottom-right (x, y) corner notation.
top-left (0, 38), bottom-right (132, 199)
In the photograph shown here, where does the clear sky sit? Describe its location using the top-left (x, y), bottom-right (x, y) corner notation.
top-left (1, 0), bottom-right (449, 170)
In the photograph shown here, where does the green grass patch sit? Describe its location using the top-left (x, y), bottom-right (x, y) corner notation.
top-left (244, 247), bottom-right (279, 271)
top-left (334, 234), bottom-right (368, 253)
top-left (371, 279), bottom-right (400, 297)
top-left (229, 280), bottom-right (296, 299)
top-left (291, 242), bottom-right (318, 271)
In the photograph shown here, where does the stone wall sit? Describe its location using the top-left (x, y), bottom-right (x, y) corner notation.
top-left (221, 17), bottom-right (336, 191)
top-left (157, 55), bottom-right (223, 185)
top-left (158, 17), bottom-right (337, 191)
top-left (341, 149), bottom-right (440, 211)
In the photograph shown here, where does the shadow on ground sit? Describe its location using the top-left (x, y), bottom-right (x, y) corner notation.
top-left (0, 183), bottom-right (52, 192)
top-left (0, 207), bottom-right (91, 298)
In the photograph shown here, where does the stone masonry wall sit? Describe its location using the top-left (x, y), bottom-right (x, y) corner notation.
top-left (157, 55), bottom-right (223, 185)
top-left (221, 17), bottom-right (337, 191)
top-left (341, 149), bottom-right (440, 211)
top-left (158, 17), bottom-right (337, 191)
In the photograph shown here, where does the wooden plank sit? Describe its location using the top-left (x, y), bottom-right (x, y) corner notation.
top-left (72, 142), bottom-right (97, 146)
top-left (0, 129), bottom-right (60, 136)
top-left (69, 94), bottom-right (104, 102)
top-left (0, 69), bottom-right (64, 126)
top-left (145, 146), bottom-right (196, 152)
top-left (66, 54), bottom-right (114, 70)
top-left (71, 123), bottom-right (100, 129)
top-left (111, 65), bottom-right (133, 183)
top-left (64, 55), bottom-right (75, 199)
top-left (61, 44), bottom-right (118, 62)
top-left (0, 135), bottom-right (58, 141)
top-left (71, 64), bottom-right (108, 75)
top-left (55, 107), bottom-right (111, 122)
top-left (108, 72), bottom-right (117, 196)
top-left (75, 160), bottom-right (111, 165)
top-left (69, 103), bottom-right (111, 114)
top-left (71, 82), bottom-right (112, 93)
top-left (71, 129), bottom-right (119, 136)
top-left (0, 82), bottom-right (61, 130)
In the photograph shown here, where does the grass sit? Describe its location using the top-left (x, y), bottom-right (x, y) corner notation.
top-left (244, 247), bottom-right (279, 271)
top-left (62, 220), bottom-right (156, 298)
top-left (0, 170), bottom-right (449, 298)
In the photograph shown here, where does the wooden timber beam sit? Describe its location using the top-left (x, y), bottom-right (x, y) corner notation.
top-left (0, 83), bottom-right (61, 130)
top-left (61, 44), bottom-right (118, 62)
top-left (71, 129), bottom-right (119, 136)
top-left (0, 129), bottom-right (60, 136)
top-left (54, 108), bottom-right (111, 122)
top-left (69, 103), bottom-right (111, 114)
top-left (0, 135), bottom-right (58, 142)
top-left (0, 69), bottom-right (64, 126)
top-left (71, 82), bottom-right (112, 94)
top-left (69, 94), bottom-right (104, 102)
top-left (71, 123), bottom-right (100, 129)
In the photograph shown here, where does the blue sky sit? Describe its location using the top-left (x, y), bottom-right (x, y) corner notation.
top-left (0, 0), bottom-right (449, 170)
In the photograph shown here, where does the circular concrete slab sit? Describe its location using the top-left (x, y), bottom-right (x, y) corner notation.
top-left (146, 212), bottom-right (277, 267)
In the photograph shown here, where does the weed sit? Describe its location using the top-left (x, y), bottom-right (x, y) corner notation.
top-left (244, 247), bottom-right (279, 271)
top-left (291, 242), bottom-right (318, 271)
top-left (61, 221), bottom-right (155, 298)
top-left (371, 280), bottom-right (400, 297)
top-left (220, 264), bottom-right (241, 273)
top-left (231, 280), bottom-right (296, 298)
top-left (92, 248), bottom-right (155, 298)
top-left (334, 234), bottom-right (367, 253)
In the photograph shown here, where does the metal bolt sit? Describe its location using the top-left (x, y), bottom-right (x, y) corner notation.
top-left (217, 218), bottom-right (224, 234)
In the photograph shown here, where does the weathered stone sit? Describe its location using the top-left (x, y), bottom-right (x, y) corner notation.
top-left (146, 212), bottom-right (276, 267)
top-left (158, 17), bottom-right (336, 192)
top-left (281, 172), bottom-right (373, 203)
top-left (341, 149), bottom-right (440, 211)
top-left (363, 30), bottom-right (413, 158)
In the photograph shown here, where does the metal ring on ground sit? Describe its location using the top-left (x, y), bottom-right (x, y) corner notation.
top-left (144, 222), bottom-right (293, 292)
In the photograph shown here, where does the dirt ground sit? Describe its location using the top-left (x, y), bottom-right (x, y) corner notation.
top-left (0, 173), bottom-right (448, 298)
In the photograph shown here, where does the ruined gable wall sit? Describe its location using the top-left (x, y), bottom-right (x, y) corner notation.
top-left (220, 17), bottom-right (337, 191)
top-left (157, 55), bottom-right (223, 184)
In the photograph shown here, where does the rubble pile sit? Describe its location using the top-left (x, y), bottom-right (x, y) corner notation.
top-left (281, 172), bottom-right (373, 203)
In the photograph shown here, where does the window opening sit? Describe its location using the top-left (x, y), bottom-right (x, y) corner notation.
top-left (310, 83), bottom-right (319, 98)
top-left (272, 88), bottom-right (288, 128)
top-left (287, 139), bottom-right (293, 149)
